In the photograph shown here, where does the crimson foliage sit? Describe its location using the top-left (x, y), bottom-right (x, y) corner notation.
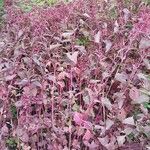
top-left (0, 0), bottom-right (150, 149)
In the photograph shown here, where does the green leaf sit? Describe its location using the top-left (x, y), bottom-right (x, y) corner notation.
top-left (143, 102), bottom-right (150, 109)
top-left (127, 132), bottom-right (135, 141)
top-left (109, 7), bottom-right (118, 20)
top-left (6, 138), bottom-right (17, 148)
top-left (11, 105), bottom-right (17, 119)
top-left (142, 0), bottom-right (150, 5)
top-left (76, 36), bottom-right (89, 46)
top-left (0, 0), bottom-right (3, 8)
top-left (125, 22), bottom-right (133, 30)
top-left (31, 0), bottom-right (58, 6)
top-left (0, 0), bottom-right (4, 27)
top-left (124, 0), bottom-right (131, 6)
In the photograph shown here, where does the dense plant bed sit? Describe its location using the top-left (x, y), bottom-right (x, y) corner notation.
top-left (0, 0), bottom-right (150, 149)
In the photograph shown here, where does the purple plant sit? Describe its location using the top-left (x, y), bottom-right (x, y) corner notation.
top-left (0, 0), bottom-right (150, 149)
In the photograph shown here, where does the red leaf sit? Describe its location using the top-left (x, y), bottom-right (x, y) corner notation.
top-left (73, 112), bottom-right (84, 125)
top-left (129, 87), bottom-right (140, 101)
top-left (83, 130), bottom-right (92, 140)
